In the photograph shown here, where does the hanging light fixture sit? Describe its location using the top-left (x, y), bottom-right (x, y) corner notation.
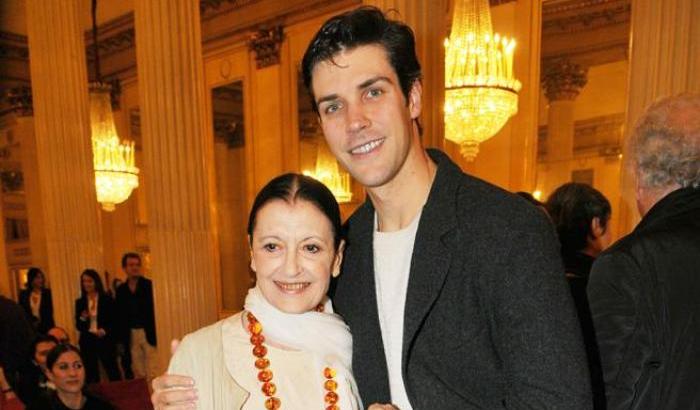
top-left (444, 0), bottom-right (522, 161)
top-left (303, 142), bottom-right (352, 204)
top-left (89, 0), bottom-right (139, 211)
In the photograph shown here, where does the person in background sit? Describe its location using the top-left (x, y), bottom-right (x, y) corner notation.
top-left (48, 327), bottom-right (71, 344)
top-left (115, 253), bottom-right (157, 381)
top-left (15, 334), bottom-right (57, 405)
top-left (0, 295), bottom-right (36, 401)
top-left (27, 343), bottom-right (115, 410)
top-left (19, 267), bottom-right (56, 334)
top-left (588, 94), bottom-right (700, 410)
top-left (75, 269), bottom-right (122, 383)
top-left (546, 182), bottom-right (611, 409)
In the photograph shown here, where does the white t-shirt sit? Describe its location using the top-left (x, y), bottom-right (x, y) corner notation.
top-left (373, 210), bottom-right (422, 410)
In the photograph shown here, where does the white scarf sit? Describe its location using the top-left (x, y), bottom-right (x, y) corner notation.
top-left (243, 287), bottom-right (361, 407)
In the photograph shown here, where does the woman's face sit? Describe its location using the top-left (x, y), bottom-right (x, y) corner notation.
top-left (81, 275), bottom-right (96, 294)
top-left (31, 272), bottom-right (44, 289)
top-left (46, 351), bottom-right (85, 394)
top-left (250, 199), bottom-right (343, 314)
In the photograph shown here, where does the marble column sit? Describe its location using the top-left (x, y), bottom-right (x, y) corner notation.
top-left (618, 0), bottom-right (700, 235)
top-left (25, 0), bottom-right (104, 333)
top-left (134, 0), bottom-right (218, 370)
top-left (540, 60), bottom-right (588, 196)
top-left (363, 0), bottom-right (448, 149)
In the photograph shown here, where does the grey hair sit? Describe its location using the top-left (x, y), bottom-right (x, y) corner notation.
top-left (631, 94), bottom-right (700, 189)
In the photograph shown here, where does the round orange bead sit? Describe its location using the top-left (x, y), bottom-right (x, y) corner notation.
top-left (253, 345), bottom-right (268, 358)
top-left (323, 367), bottom-right (336, 379)
top-left (246, 312), bottom-right (256, 323)
top-left (250, 334), bottom-right (265, 345)
top-left (324, 379), bottom-right (338, 391)
top-left (325, 391), bottom-right (339, 404)
top-left (261, 381), bottom-right (277, 396)
top-left (258, 369), bottom-right (273, 382)
top-left (249, 321), bottom-right (263, 335)
top-left (326, 406), bottom-right (339, 410)
top-left (264, 397), bottom-right (281, 410)
top-left (255, 358), bottom-right (270, 369)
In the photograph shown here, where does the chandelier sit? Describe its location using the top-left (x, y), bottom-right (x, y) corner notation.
top-left (88, 0), bottom-right (139, 212)
top-left (444, 0), bottom-right (522, 161)
top-left (89, 84), bottom-right (139, 211)
top-left (303, 143), bottom-right (352, 203)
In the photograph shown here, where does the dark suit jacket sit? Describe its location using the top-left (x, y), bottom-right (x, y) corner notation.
top-left (75, 293), bottom-right (118, 342)
top-left (19, 288), bottom-right (55, 334)
top-left (588, 186), bottom-right (700, 410)
top-left (333, 149), bottom-right (591, 409)
top-left (115, 277), bottom-right (157, 346)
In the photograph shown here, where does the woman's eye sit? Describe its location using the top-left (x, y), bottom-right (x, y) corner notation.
top-left (263, 243), bottom-right (279, 252)
top-left (74, 362), bottom-right (83, 369)
top-left (304, 244), bottom-right (320, 253)
top-left (58, 363), bottom-right (69, 370)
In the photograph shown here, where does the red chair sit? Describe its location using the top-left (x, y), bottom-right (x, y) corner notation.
top-left (1, 396), bottom-right (25, 410)
top-left (88, 378), bottom-right (153, 410)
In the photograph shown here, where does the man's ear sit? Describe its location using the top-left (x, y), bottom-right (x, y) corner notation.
top-left (590, 217), bottom-right (605, 239)
top-left (248, 235), bottom-right (256, 272)
top-left (408, 80), bottom-right (423, 120)
top-left (331, 240), bottom-right (346, 278)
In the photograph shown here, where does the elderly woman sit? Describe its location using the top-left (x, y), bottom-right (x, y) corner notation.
top-left (154, 174), bottom-right (360, 409)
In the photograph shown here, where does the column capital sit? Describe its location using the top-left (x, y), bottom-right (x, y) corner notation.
top-left (248, 26), bottom-right (284, 69)
top-left (541, 59), bottom-right (588, 101)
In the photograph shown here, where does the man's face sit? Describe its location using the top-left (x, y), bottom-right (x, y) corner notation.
top-left (311, 44), bottom-right (422, 189)
top-left (124, 257), bottom-right (142, 278)
top-left (34, 341), bottom-right (57, 368)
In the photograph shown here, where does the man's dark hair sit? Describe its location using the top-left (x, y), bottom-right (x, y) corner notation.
top-left (247, 173), bottom-right (343, 249)
top-left (545, 183), bottom-right (611, 255)
top-left (301, 7), bottom-right (422, 124)
top-left (31, 334), bottom-right (58, 357)
top-left (121, 252), bottom-right (141, 268)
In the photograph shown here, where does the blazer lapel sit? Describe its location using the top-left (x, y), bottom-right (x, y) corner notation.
top-left (402, 150), bottom-right (461, 371)
top-left (341, 201), bottom-right (391, 402)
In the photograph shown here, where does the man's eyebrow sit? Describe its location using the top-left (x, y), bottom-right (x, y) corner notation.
top-left (316, 76), bottom-right (393, 106)
top-left (317, 93), bottom-right (339, 106)
top-left (357, 76), bottom-right (392, 90)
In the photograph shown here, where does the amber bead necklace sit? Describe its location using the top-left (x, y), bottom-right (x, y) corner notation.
top-left (246, 306), bottom-right (340, 410)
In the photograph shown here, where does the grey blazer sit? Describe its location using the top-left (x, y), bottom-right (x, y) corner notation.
top-left (333, 149), bottom-right (592, 409)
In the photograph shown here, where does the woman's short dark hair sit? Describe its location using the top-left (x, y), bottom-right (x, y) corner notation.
top-left (301, 7), bottom-right (422, 117)
top-left (79, 269), bottom-right (106, 298)
top-left (46, 343), bottom-right (82, 371)
top-left (26, 267), bottom-right (44, 289)
top-left (247, 173), bottom-right (342, 249)
top-left (546, 183), bottom-right (611, 254)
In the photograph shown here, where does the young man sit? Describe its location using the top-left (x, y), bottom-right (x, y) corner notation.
top-left (299, 7), bottom-right (591, 409)
top-left (152, 7), bottom-right (591, 409)
top-left (115, 252), bottom-right (158, 381)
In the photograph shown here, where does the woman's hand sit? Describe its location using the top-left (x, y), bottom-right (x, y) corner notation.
top-left (151, 339), bottom-right (199, 410)
top-left (151, 374), bottom-right (197, 410)
top-left (367, 404), bottom-right (400, 410)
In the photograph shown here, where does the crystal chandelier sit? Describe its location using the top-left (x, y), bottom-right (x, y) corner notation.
top-left (89, 84), bottom-right (139, 211)
top-left (303, 143), bottom-right (352, 203)
top-left (444, 0), bottom-right (522, 161)
top-left (88, 0), bottom-right (139, 212)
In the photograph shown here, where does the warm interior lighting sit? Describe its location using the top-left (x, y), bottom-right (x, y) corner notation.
top-left (89, 83), bottom-right (139, 212)
top-left (303, 143), bottom-right (352, 204)
top-left (532, 190), bottom-right (543, 201)
top-left (444, 0), bottom-right (522, 161)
